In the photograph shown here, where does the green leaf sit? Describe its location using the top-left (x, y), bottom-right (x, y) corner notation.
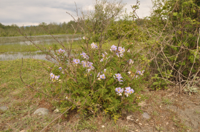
top-left (173, 12), bottom-right (178, 16)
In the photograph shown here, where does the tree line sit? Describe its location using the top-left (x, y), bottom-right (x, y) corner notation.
top-left (0, 21), bottom-right (81, 37)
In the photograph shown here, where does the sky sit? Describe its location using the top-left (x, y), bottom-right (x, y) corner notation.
top-left (0, 0), bottom-right (153, 27)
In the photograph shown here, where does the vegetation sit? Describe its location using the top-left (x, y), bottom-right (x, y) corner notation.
top-left (0, 0), bottom-right (200, 131)
top-left (0, 21), bottom-right (81, 37)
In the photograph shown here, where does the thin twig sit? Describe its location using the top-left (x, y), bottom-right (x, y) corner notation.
top-left (20, 58), bottom-right (53, 98)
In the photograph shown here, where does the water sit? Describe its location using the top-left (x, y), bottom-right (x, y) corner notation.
top-left (0, 34), bottom-right (81, 45)
top-left (0, 34), bottom-right (81, 61)
top-left (0, 51), bottom-right (47, 61)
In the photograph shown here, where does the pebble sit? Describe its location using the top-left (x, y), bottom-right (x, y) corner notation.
top-left (0, 106), bottom-right (8, 111)
top-left (33, 108), bottom-right (49, 115)
top-left (127, 115), bottom-right (134, 121)
top-left (142, 112), bottom-right (150, 119)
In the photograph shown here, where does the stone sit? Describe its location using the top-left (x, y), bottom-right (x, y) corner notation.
top-left (33, 108), bottom-right (49, 116)
top-left (142, 112), bottom-right (150, 119)
top-left (0, 106), bottom-right (8, 111)
top-left (126, 115), bottom-right (134, 121)
top-left (54, 108), bottom-right (59, 113)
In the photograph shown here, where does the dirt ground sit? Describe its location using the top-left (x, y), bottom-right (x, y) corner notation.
top-left (1, 86), bottom-right (200, 132)
top-left (120, 87), bottom-right (200, 132)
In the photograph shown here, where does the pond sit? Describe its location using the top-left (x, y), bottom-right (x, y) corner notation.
top-left (0, 34), bottom-right (81, 45)
top-left (0, 34), bottom-right (81, 61)
top-left (0, 51), bottom-right (47, 61)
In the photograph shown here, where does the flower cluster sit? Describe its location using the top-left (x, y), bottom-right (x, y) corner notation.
top-left (115, 87), bottom-right (134, 97)
top-left (91, 42), bottom-right (98, 49)
top-left (97, 69), bottom-right (107, 80)
top-left (81, 61), bottom-right (94, 71)
top-left (100, 52), bottom-right (108, 62)
top-left (80, 52), bottom-right (89, 60)
top-left (73, 59), bottom-right (80, 65)
top-left (136, 70), bottom-right (145, 75)
top-left (127, 70), bottom-right (145, 78)
top-left (57, 48), bottom-right (65, 54)
top-left (128, 59), bottom-right (134, 65)
top-left (114, 73), bottom-right (123, 82)
top-left (115, 87), bottom-right (124, 96)
top-left (110, 45), bottom-right (125, 57)
top-left (124, 87), bottom-right (134, 97)
top-left (50, 73), bottom-right (60, 82)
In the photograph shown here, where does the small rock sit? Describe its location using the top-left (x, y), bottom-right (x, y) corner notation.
top-left (0, 106), bottom-right (8, 111)
top-left (33, 108), bottom-right (49, 116)
top-left (142, 112), bottom-right (150, 119)
top-left (54, 108), bottom-right (59, 113)
top-left (127, 115), bottom-right (134, 121)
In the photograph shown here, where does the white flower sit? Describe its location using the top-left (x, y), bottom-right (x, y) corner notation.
top-left (127, 49), bottom-right (130, 52)
top-left (83, 36), bottom-right (85, 39)
top-left (128, 71), bottom-right (131, 74)
top-left (129, 59), bottom-right (134, 64)
top-left (55, 75), bottom-right (60, 80)
top-left (98, 78), bottom-right (101, 80)
top-left (87, 69), bottom-right (91, 73)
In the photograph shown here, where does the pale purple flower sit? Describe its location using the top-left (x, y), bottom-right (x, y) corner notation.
top-left (124, 87), bottom-right (134, 97)
top-left (91, 42), bottom-right (98, 49)
top-left (117, 78), bottom-right (123, 82)
top-left (87, 62), bottom-right (93, 67)
top-left (80, 52), bottom-right (89, 59)
top-left (128, 59), bottom-right (134, 65)
top-left (130, 89), bottom-right (134, 94)
top-left (125, 87), bottom-right (131, 93)
top-left (50, 73), bottom-right (55, 79)
top-left (59, 67), bottom-right (62, 70)
top-left (89, 65), bottom-right (95, 70)
top-left (136, 70), bottom-right (145, 75)
top-left (117, 47), bottom-right (122, 52)
top-left (100, 58), bottom-right (104, 62)
top-left (57, 48), bottom-right (65, 54)
top-left (81, 61), bottom-right (87, 67)
top-left (55, 75), bottom-right (60, 80)
top-left (73, 59), bottom-right (80, 64)
top-left (115, 73), bottom-right (123, 79)
top-left (110, 45), bottom-right (117, 51)
top-left (100, 74), bottom-right (106, 79)
top-left (115, 87), bottom-right (124, 96)
top-left (102, 53), bottom-right (105, 58)
top-left (116, 52), bottom-right (123, 57)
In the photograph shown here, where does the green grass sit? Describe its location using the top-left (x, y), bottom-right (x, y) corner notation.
top-left (0, 39), bottom-right (120, 54)
top-left (0, 59), bottom-right (132, 131)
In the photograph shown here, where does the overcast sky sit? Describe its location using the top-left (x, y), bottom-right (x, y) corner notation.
top-left (0, 0), bottom-right (153, 27)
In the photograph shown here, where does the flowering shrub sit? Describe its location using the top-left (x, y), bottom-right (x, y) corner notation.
top-left (47, 41), bottom-right (147, 121)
